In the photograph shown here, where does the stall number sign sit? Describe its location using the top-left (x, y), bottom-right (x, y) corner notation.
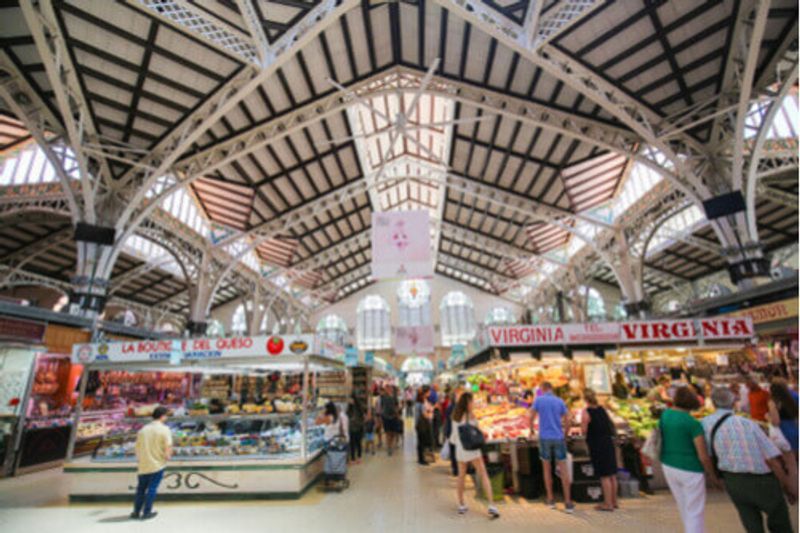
top-left (72, 334), bottom-right (314, 364)
top-left (488, 317), bottom-right (753, 347)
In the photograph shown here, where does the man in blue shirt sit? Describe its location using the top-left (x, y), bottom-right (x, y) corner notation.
top-left (530, 381), bottom-right (574, 513)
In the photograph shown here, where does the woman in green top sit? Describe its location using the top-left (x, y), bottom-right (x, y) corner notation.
top-left (659, 387), bottom-right (720, 533)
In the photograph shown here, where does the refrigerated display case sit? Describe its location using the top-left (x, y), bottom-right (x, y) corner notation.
top-left (64, 333), bottom-right (345, 500)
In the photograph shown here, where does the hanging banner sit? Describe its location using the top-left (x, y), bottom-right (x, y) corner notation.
top-left (488, 317), bottom-right (753, 347)
top-left (371, 210), bottom-right (432, 279)
top-left (345, 346), bottom-right (358, 367)
top-left (72, 334), bottom-right (315, 364)
top-left (451, 344), bottom-right (465, 364)
top-left (395, 325), bottom-right (435, 355)
top-left (364, 351), bottom-right (375, 366)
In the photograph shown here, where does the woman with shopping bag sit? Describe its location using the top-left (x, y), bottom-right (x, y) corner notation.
top-left (450, 392), bottom-right (500, 519)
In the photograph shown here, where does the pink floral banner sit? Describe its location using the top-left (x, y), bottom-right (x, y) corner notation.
top-left (371, 210), bottom-right (432, 280)
top-left (395, 325), bottom-right (435, 355)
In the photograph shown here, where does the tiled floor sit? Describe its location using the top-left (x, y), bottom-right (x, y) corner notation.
top-left (0, 427), bottom-right (795, 532)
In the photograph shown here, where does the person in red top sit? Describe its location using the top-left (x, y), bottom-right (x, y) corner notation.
top-left (747, 378), bottom-right (770, 422)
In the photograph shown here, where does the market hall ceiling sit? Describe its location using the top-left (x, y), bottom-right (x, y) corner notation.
top-left (0, 0), bottom-right (797, 312)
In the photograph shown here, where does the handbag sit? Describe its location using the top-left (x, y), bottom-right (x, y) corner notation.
top-left (440, 443), bottom-right (451, 461)
top-left (641, 420), bottom-right (662, 461)
top-left (458, 414), bottom-right (486, 451)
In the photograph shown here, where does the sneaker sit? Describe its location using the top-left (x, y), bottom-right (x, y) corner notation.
top-left (129, 512), bottom-right (140, 520)
top-left (546, 500), bottom-right (556, 509)
top-left (488, 506), bottom-right (500, 519)
top-left (457, 505), bottom-right (468, 515)
top-left (142, 512), bottom-right (158, 520)
top-left (564, 503), bottom-right (575, 514)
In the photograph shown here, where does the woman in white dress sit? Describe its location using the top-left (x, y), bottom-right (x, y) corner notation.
top-left (449, 392), bottom-right (500, 519)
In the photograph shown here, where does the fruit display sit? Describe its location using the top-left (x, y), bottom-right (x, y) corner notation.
top-left (608, 399), bottom-right (658, 438)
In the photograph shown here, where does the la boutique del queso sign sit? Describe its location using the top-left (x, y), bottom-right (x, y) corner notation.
top-left (72, 334), bottom-right (315, 364)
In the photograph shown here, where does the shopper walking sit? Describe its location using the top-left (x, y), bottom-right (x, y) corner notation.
top-left (530, 381), bottom-right (574, 513)
top-left (404, 387), bottom-right (414, 418)
top-left (415, 386), bottom-right (434, 466)
top-left (430, 384), bottom-right (442, 447)
top-left (380, 385), bottom-right (401, 456)
top-left (703, 387), bottom-right (796, 533)
top-left (580, 389), bottom-right (618, 512)
top-left (347, 394), bottom-right (365, 464)
top-left (444, 387), bottom-right (461, 476)
top-left (659, 387), bottom-right (720, 533)
top-left (450, 392), bottom-right (500, 519)
top-left (131, 406), bottom-right (172, 520)
top-left (316, 401), bottom-right (349, 443)
top-left (747, 378), bottom-right (770, 422)
top-left (372, 391), bottom-right (383, 450)
top-left (768, 379), bottom-right (798, 459)
top-left (364, 412), bottom-right (376, 455)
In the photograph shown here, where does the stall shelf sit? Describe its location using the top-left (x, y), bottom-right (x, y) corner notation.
top-left (64, 334), bottom-right (344, 501)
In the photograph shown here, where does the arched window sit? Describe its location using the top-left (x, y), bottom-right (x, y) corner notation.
top-left (440, 291), bottom-right (476, 346)
top-left (357, 295), bottom-right (391, 350)
top-left (485, 306), bottom-right (517, 326)
top-left (231, 303), bottom-right (247, 335)
top-left (207, 320), bottom-right (225, 337)
top-left (397, 279), bottom-right (431, 327)
top-left (316, 314), bottom-right (348, 347)
top-left (113, 309), bottom-right (137, 327)
top-left (584, 286), bottom-right (606, 321)
top-left (665, 299), bottom-right (682, 313)
top-left (613, 302), bottom-right (627, 320)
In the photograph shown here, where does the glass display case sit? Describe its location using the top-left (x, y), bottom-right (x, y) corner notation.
top-left (87, 412), bottom-right (325, 463)
top-left (64, 334), bottom-right (345, 500)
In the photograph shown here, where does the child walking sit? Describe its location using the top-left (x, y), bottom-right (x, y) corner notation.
top-left (364, 413), bottom-right (376, 455)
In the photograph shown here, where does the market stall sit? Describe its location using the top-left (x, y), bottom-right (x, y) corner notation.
top-left (455, 317), bottom-right (755, 501)
top-left (64, 333), bottom-right (345, 501)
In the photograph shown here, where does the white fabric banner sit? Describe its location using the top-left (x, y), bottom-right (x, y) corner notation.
top-left (371, 210), bottom-right (432, 279)
top-left (395, 325), bottom-right (435, 355)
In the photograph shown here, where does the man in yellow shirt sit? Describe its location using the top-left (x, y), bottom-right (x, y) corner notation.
top-left (131, 406), bottom-right (172, 520)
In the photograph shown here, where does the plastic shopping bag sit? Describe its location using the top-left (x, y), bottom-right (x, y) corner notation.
top-left (440, 443), bottom-right (451, 461)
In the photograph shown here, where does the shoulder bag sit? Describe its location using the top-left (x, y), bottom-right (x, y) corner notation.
top-left (710, 413), bottom-right (733, 476)
top-left (458, 413), bottom-right (486, 451)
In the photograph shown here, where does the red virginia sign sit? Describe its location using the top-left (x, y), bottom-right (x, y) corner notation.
top-left (489, 317), bottom-right (753, 347)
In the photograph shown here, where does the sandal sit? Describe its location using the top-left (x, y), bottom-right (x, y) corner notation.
top-left (594, 505), bottom-right (614, 512)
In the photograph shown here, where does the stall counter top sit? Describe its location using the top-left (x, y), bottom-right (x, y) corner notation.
top-left (64, 449), bottom-right (323, 472)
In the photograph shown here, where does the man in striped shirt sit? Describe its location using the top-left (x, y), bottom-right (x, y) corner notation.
top-left (702, 387), bottom-right (795, 533)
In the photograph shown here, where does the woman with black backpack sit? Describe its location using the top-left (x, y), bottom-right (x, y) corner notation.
top-left (450, 392), bottom-right (499, 519)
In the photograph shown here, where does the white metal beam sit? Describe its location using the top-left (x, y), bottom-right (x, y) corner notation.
top-left (20, 0), bottom-right (113, 221)
top-left (115, 0), bottom-right (359, 242)
top-left (745, 64), bottom-right (799, 240)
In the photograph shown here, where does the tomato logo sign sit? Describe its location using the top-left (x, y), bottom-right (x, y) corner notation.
top-left (266, 336), bottom-right (284, 356)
